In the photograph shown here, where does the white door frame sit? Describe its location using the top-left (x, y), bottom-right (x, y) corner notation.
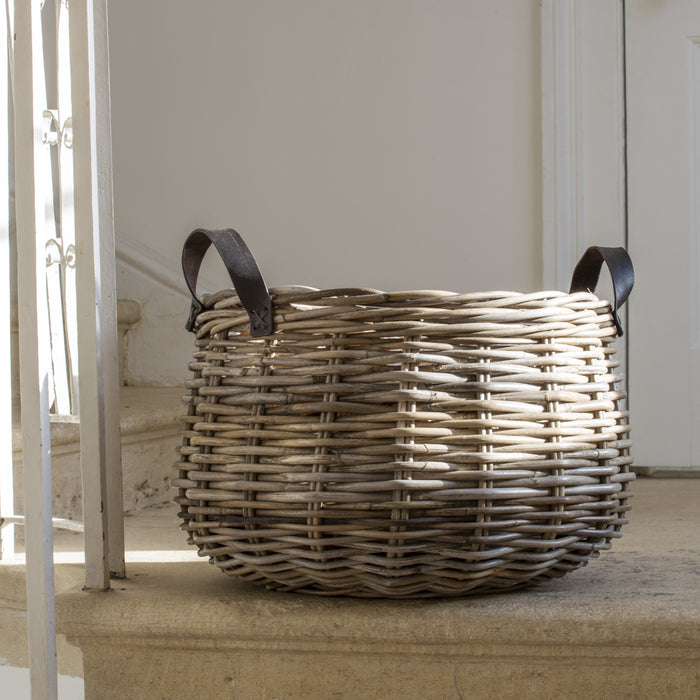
top-left (624, 1), bottom-right (700, 471)
top-left (541, 0), bottom-right (628, 290)
top-left (541, 0), bottom-right (633, 459)
top-left (541, 0), bottom-right (630, 428)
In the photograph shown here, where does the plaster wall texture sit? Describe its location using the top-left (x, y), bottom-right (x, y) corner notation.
top-left (107, 1), bottom-right (543, 384)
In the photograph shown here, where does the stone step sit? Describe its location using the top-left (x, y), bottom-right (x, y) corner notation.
top-left (10, 298), bottom-right (144, 407)
top-left (1, 478), bottom-right (697, 699)
top-left (11, 386), bottom-right (184, 521)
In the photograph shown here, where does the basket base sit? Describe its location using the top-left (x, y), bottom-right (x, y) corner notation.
top-left (202, 551), bottom-right (591, 599)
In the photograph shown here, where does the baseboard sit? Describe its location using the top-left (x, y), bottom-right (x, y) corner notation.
top-left (633, 466), bottom-right (700, 478)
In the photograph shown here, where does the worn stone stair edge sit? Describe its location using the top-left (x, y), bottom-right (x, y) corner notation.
top-left (12, 386), bottom-right (185, 450)
top-left (51, 557), bottom-right (700, 649)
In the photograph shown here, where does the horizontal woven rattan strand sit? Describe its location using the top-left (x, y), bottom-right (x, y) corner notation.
top-left (175, 287), bottom-right (632, 598)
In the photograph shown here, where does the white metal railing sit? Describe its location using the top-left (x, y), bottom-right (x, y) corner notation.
top-left (2, 1), bottom-right (124, 698)
top-left (70, 0), bottom-right (125, 585)
top-left (12, 3), bottom-right (60, 697)
top-left (1, 0), bottom-right (14, 564)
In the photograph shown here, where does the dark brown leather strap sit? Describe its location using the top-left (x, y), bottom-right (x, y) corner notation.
top-left (569, 246), bottom-right (634, 336)
top-left (182, 232), bottom-right (633, 339)
top-left (182, 228), bottom-right (274, 336)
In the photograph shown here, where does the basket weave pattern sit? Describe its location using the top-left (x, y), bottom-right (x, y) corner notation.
top-left (175, 287), bottom-right (633, 598)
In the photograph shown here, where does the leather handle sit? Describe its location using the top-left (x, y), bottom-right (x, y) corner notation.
top-left (569, 246), bottom-right (634, 336)
top-left (182, 228), bottom-right (274, 336)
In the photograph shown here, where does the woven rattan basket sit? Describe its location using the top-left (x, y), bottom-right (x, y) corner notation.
top-left (175, 228), bottom-right (635, 598)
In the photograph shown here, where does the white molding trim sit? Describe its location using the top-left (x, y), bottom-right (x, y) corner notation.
top-left (118, 232), bottom-right (229, 305)
top-left (541, 0), bottom-right (627, 293)
top-left (541, 0), bottom-right (584, 292)
top-left (116, 235), bottom-right (221, 299)
top-left (689, 36), bottom-right (700, 350)
top-left (688, 37), bottom-right (700, 464)
top-left (116, 236), bottom-right (189, 297)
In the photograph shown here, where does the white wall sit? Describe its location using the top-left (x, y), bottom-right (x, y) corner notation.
top-left (108, 1), bottom-right (543, 384)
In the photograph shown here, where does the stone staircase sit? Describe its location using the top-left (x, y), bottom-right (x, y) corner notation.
top-left (10, 298), bottom-right (183, 522)
top-left (11, 385), bottom-right (183, 522)
top-left (3, 295), bottom-right (185, 698)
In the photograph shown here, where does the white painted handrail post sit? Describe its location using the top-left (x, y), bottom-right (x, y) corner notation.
top-left (1, 0), bottom-right (14, 562)
top-left (13, 0), bottom-right (59, 696)
top-left (93, 0), bottom-right (125, 580)
top-left (70, 0), bottom-right (124, 588)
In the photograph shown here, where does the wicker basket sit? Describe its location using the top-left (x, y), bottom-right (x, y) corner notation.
top-left (175, 228), bottom-right (634, 598)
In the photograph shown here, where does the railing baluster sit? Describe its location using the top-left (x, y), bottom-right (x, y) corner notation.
top-left (56, 0), bottom-right (79, 414)
top-left (91, 0), bottom-right (125, 580)
top-left (13, 0), bottom-right (59, 696)
top-left (70, 0), bottom-right (124, 588)
top-left (1, 0), bottom-right (14, 562)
